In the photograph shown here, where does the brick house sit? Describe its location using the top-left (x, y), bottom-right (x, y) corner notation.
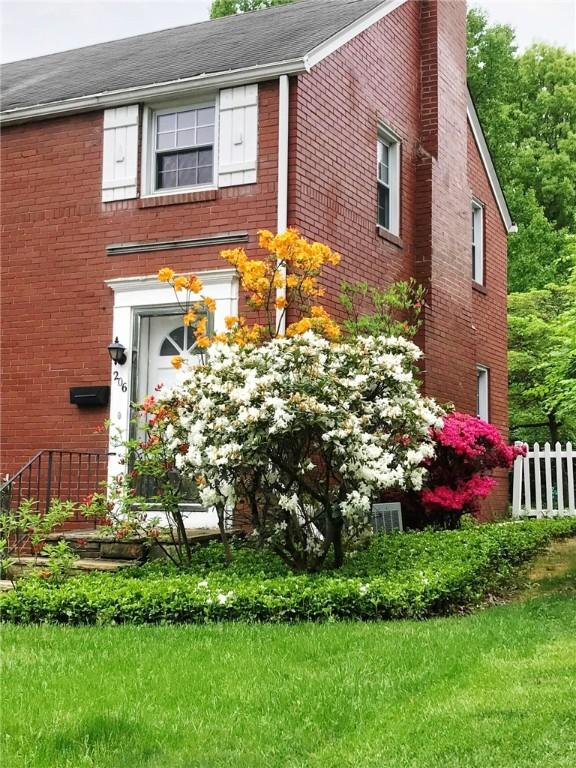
top-left (0, 0), bottom-right (513, 523)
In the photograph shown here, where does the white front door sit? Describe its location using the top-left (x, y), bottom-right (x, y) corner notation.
top-left (138, 313), bottom-right (218, 529)
top-left (141, 313), bottom-right (202, 396)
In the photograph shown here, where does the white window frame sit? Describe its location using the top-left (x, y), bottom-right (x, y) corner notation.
top-left (472, 199), bottom-right (485, 284)
top-left (141, 94), bottom-right (220, 198)
top-left (377, 126), bottom-right (401, 236)
top-left (477, 365), bottom-right (490, 422)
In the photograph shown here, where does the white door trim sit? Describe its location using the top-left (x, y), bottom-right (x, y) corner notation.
top-left (105, 268), bottom-right (238, 484)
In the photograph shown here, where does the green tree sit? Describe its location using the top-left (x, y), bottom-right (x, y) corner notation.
top-left (210, 0), bottom-right (294, 19)
top-left (508, 277), bottom-right (576, 444)
top-left (467, 9), bottom-right (576, 293)
top-left (468, 9), bottom-right (576, 444)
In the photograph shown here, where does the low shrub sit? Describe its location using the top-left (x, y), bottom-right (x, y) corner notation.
top-left (406, 412), bottom-right (526, 528)
top-left (1, 519), bottom-right (574, 625)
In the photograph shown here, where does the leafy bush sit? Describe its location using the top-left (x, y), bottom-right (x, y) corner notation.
top-left (2, 519), bottom-right (574, 625)
top-left (410, 412), bottom-right (525, 528)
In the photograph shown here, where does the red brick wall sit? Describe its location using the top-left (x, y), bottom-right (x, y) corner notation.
top-left (289, 0), bottom-right (421, 317)
top-left (1, 2), bottom-right (510, 514)
top-left (468, 129), bottom-right (510, 516)
top-left (0, 82), bottom-right (280, 475)
top-left (289, 0), bottom-right (509, 515)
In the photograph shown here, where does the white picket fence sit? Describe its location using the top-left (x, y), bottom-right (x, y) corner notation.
top-left (512, 442), bottom-right (575, 517)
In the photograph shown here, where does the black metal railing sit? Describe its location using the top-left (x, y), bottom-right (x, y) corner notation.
top-left (0, 450), bottom-right (109, 517)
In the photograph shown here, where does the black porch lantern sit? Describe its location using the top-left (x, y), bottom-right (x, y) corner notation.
top-left (107, 337), bottom-right (127, 366)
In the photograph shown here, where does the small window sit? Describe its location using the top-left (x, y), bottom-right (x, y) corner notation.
top-left (477, 366), bottom-right (489, 421)
top-left (377, 129), bottom-right (400, 235)
top-left (472, 200), bottom-right (484, 284)
top-left (154, 105), bottom-right (215, 191)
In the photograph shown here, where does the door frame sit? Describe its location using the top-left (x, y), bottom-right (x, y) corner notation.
top-left (105, 269), bottom-right (238, 484)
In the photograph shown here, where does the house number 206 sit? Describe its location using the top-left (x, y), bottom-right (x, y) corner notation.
top-left (113, 370), bottom-right (128, 393)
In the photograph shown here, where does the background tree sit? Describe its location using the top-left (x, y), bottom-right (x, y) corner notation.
top-left (468, 9), bottom-right (576, 443)
top-left (210, 0), bottom-right (293, 19)
top-left (508, 277), bottom-right (576, 444)
top-left (467, 9), bottom-right (576, 294)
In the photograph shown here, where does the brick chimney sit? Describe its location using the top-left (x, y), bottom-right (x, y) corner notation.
top-left (414, 0), bottom-right (476, 413)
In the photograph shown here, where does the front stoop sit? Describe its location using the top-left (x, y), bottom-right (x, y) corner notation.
top-left (43, 527), bottom-right (224, 560)
top-left (7, 556), bottom-right (136, 579)
top-left (3, 528), bottom-right (231, 586)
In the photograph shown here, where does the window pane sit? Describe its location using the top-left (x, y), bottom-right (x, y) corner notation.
top-left (198, 148), bottom-right (213, 166)
top-left (196, 125), bottom-right (214, 145)
top-left (157, 131), bottom-right (176, 150)
top-left (159, 337), bottom-right (179, 356)
top-left (178, 167), bottom-right (198, 186)
top-left (169, 327), bottom-right (185, 349)
top-left (177, 110), bottom-right (197, 130)
top-left (477, 367), bottom-right (489, 421)
top-left (378, 161), bottom-right (389, 185)
top-left (378, 183), bottom-right (390, 229)
top-left (157, 170), bottom-right (177, 189)
top-left (176, 128), bottom-right (196, 148)
top-left (159, 154), bottom-right (177, 172)
top-left (197, 164), bottom-right (213, 184)
top-left (197, 107), bottom-right (215, 127)
top-left (156, 146), bottom-right (214, 190)
top-left (157, 113), bottom-right (176, 132)
top-left (178, 151), bottom-right (198, 169)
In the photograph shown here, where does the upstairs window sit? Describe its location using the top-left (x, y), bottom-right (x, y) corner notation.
top-left (154, 105), bottom-right (215, 191)
top-left (103, 86), bottom-right (259, 202)
top-left (377, 128), bottom-right (400, 235)
top-left (472, 199), bottom-right (484, 284)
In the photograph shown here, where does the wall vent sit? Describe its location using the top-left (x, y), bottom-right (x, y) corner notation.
top-left (372, 502), bottom-right (403, 534)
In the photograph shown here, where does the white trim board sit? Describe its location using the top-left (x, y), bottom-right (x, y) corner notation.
top-left (467, 92), bottom-right (515, 233)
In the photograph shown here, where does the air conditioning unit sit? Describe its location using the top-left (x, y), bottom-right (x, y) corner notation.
top-left (372, 502), bottom-right (403, 534)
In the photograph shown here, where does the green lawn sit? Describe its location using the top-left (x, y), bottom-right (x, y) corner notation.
top-left (2, 563), bottom-right (575, 768)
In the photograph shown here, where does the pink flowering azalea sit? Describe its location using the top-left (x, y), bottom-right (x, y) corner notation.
top-left (422, 475), bottom-right (495, 512)
top-left (417, 412), bottom-right (519, 526)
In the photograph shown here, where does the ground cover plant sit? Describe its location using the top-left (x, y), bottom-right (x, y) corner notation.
top-left (2, 519), bottom-right (574, 625)
top-left (2, 556), bottom-right (575, 768)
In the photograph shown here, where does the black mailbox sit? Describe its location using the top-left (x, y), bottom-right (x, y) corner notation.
top-left (69, 386), bottom-right (110, 407)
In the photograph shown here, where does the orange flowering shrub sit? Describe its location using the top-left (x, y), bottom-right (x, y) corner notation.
top-left (220, 228), bottom-right (341, 341)
top-left (157, 229), bottom-right (342, 363)
top-left (157, 269), bottom-right (214, 353)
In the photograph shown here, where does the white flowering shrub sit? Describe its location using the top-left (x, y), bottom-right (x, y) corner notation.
top-left (145, 331), bottom-right (443, 571)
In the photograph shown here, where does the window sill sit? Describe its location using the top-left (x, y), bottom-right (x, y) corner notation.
top-left (376, 226), bottom-right (403, 248)
top-left (138, 189), bottom-right (218, 208)
top-left (472, 281), bottom-right (487, 295)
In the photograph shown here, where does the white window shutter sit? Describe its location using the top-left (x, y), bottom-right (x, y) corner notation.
top-left (218, 85), bottom-right (258, 188)
top-left (102, 105), bottom-right (139, 202)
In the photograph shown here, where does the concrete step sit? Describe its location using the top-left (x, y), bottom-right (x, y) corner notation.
top-left (43, 527), bottom-right (226, 560)
top-left (7, 556), bottom-right (136, 579)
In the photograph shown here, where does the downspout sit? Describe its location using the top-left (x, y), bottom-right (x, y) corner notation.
top-left (276, 74), bottom-right (289, 335)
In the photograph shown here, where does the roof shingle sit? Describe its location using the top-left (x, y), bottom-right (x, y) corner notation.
top-left (1, 0), bottom-right (385, 113)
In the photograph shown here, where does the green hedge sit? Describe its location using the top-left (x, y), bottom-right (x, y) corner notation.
top-left (2, 519), bottom-right (575, 624)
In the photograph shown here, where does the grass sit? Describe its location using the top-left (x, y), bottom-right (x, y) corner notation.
top-left (2, 552), bottom-right (575, 768)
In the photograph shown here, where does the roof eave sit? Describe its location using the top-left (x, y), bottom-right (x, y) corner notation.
top-left (304, 0), bottom-right (407, 69)
top-left (0, 57), bottom-right (307, 125)
top-left (466, 91), bottom-right (515, 233)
